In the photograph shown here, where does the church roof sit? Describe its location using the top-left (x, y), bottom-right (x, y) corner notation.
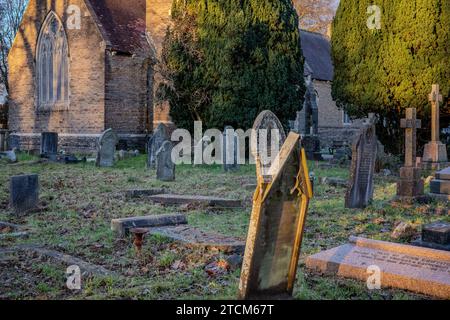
top-left (87, 0), bottom-right (150, 54)
top-left (300, 30), bottom-right (334, 82)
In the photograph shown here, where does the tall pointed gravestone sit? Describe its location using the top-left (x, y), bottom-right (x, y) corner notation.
top-left (345, 114), bottom-right (378, 208)
top-left (147, 123), bottom-right (169, 169)
top-left (397, 108), bottom-right (424, 199)
top-left (156, 141), bottom-right (175, 181)
top-left (96, 129), bottom-right (118, 167)
top-left (422, 84), bottom-right (449, 169)
top-left (239, 111), bottom-right (313, 300)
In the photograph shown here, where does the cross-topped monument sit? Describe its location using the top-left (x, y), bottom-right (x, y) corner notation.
top-left (397, 108), bottom-right (424, 198)
top-left (400, 108), bottom-right (422, 167)
top-left (423, 84), bottom-right (448, 168)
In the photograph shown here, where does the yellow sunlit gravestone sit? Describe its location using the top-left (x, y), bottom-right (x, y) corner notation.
top-left (238, 132), bottom-right (313, 299)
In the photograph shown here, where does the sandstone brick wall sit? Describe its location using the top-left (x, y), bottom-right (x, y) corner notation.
top-left (315, 80), bottom-right (363, 147)
top-left (8, 0), bottom-right (106, 150)
top-left (105, 51), bottom-right (151, 134)
top-left (147, 0), bottom-right (173, 125)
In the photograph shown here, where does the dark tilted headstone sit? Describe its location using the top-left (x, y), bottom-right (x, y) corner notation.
top-left (345, 115), bottom-right (378, 208)
top-left (156, 141), bottom-right (175, 181)
top-left (96, 129), bottom-right (118, 167)
top-left (223, 126), bottom-right (239, 172)
top-left (147, 123), bottom-right (169, 169)
top-left (412, 221), bottom-right (450, 251)
top-left (40, 132), bottom-right (58, 159)
top-left (9, 174), bottom-right (39, 215)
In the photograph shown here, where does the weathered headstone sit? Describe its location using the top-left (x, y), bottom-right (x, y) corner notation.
top-left (156, 141), bottom-right (175, 181)
top-left (223, 126), bottom-right (240, 172)
top-left (413, 221), bottom-right (450, 251)
top-left (429, 166), bottom-right (450, 201)
top-left (9, 174), bottom-right (39, 215)
top-left (306, 236), bottom-right (450, 299)
top-left (96, 129), bottom-right (118, 167)
top-left (251, 110), bottom-right (287, 177)
top-left (147, 123), bottom-right (169, 169)
top-left (345, 114), bottom-right (378, 208)
top-left (40, 132), bottom-right (58, 159)
top-left (397, 108), bottom-right (424, 198)
top-left (239, 133), bottom-right (313, 299)
top-left (422, 84), bottom-right (448, 169)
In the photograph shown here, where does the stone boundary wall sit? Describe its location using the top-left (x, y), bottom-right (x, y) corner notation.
top-left (9, 133), bottom-right (148, 154)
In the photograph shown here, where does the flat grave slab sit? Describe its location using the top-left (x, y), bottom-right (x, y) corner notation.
top-left (111, 213), bottom-right (187, 237)
top-left (306, 236), bottom-right (450, 299)
top-left (148, 194), bottom-right (243, 208)
top-left (148, 225), bottom-right (245, 253)
top-left (124, 188), bottom-right (167, 199)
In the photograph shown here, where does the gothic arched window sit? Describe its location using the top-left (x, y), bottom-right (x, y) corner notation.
top-left (36, 11), bottom-right (69, 110)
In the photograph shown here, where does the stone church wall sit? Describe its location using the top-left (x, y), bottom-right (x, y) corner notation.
top-left (8, 0), bottom-right (106, 151)
top-left (315, 80), bottom-right (362, 147)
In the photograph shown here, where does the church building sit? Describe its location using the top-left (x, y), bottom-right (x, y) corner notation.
top-left (8, 0), bottom-right (173, 152)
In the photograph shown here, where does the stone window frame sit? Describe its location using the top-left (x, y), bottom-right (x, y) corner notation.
top-left (36, 11), bottom-right (70, 112)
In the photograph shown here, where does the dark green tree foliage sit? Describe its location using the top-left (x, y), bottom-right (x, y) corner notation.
top-left (332, 0), bottom-right (450, 154)
top-left (158, 0), bottom-right (305, 132)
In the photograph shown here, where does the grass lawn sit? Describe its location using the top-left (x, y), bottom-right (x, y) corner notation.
top-left (0, 153), bottom-right (448, 300)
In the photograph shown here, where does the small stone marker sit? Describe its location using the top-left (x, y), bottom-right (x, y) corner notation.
top-left (96, 129), bottom-right (118, 167)
top-left (345, 114), bottom-right (378, 208)
top-left (239, 133), bottom-right (313, 299)
top-left (306, 236), bottom-right (450, 299)
top-left (111, 214), bottom-right (187, 238)
top-left (423, 84), bottom-right (448, 169)
top-left (0, 149), bottom-right (17, 163)
top-left (413, 221), bottom-right (450, 251)
top-left (9, 174), bottom-right (39, 215)
top-left (148, 225), bottom-right (245, 253)
top-left (147, 123), bottom-right (169, 169)
top-left (148, 194), bottom-right (242, 208)
top-left (156, 141), bottom-right (175, 181)
top-left (397, 108), bottom-right (424, 198)
top-left (223, 126), bottom-right (240, 172)
top-left (429, 167), bottom-right (450, 201)
top-left (40, 132), bottom-right (58, 159)
top-left (251, 110), bottom-right (286, 177)
top-left (0, 129), bottom-right (8, 151)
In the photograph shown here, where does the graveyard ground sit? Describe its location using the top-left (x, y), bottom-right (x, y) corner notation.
top-left (0, 154), bottom-right (448, 300)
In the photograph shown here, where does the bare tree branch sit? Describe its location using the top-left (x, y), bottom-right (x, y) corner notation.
top-left (0, 0), bottom-right (28, 91)
top-left (293, 0), bottom-right (337, 35)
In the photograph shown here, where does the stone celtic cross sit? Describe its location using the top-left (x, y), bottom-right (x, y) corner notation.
top-left (400, 108), bottom-right (421, 167)
top-left (428, 84), bottom-right (443, 142)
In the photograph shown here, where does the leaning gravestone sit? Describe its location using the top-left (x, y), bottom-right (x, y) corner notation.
top-left (40, 132), bottom-right (58, 159)
top-left (147, 123), bottom-right (169, 169)
top-left (345, 114), bottom-right (378, 208)
top-left (306, 236), bottom-right (450, 299)
top-left (250, 110), bottom-right (286, 177)
top-left (223, 126), bottom-right (239, 172)
top-left (9, 174), bottom-right (39, 215)
top-left (239, 132), bottom-right (313, 299)
top-left (96, 129), bottom-right (118, 167)
top-left (156, 141), bottom-right (175, 181)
